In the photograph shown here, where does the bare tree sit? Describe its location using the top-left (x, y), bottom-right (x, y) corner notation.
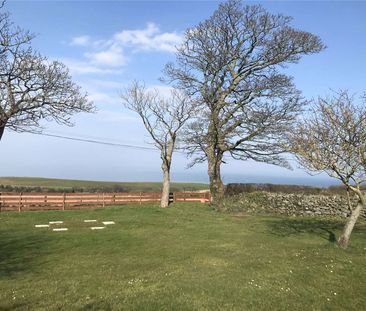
top-left (0, 4), bottom-right (94, 141)
top-left (289, 91), bottom-right (366, 248)
top-left (163, 0), bottom-right (325, 202)
top-left (121, 82), bottom-right (195, 208)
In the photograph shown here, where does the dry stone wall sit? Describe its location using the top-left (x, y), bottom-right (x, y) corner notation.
top-left (264, 193), bottom-right (366, 218)
top-left (221, 192), bottom-right (366, 218)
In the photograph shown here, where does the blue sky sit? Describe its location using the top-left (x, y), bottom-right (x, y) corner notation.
top-left (1, 0), bottom-right (366, 186)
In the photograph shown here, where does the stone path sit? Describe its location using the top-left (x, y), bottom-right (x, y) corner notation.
top-left (34, 220), bottom-right (116, 232)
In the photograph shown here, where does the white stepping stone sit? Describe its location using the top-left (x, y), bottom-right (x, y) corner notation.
top-left (53, 228), bottom-right (68, 232)
top-left (49, 221), bottom-right (63, 224)
top-left (35, 224), bottom-right (50, 228)
top-left (90, 226), bottom-right (105, 230)
top-left (84, 220), bottom-right (97, 223)
top-left (102, 221), bottom-right (115, 225)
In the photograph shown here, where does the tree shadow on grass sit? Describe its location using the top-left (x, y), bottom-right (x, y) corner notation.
top-left (77, 300), bottom-right (113, 311)
top-left (0, 302), bottom-right (30, 311)
top-left (0, 230), bottom-right (51, 278)
top-left (263, 217), bottom-right (345, 243)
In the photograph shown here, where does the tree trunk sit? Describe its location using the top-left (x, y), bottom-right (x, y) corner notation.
top-left (160, 141), bottom-right (174, 208)
top-left (338, 202), bottom-right (364, 249)
top-left (0, 124), bottom-right (5, 141)
top-left (207, 151), bottom-right (224, 203)
top-left (161, 166), bottom-right (170, 208)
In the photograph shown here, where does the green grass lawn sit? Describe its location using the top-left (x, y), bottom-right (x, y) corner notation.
top-left (0, 177), bottom-right (208, 192)
top-left (1, 204), bottom-right (365, 310)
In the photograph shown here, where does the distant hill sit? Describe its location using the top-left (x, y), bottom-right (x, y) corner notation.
top-left (0, 177), bottom-right (209, 193)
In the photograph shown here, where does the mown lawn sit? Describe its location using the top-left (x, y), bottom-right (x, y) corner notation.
top-left (0, 204), bottom-right (365, 310)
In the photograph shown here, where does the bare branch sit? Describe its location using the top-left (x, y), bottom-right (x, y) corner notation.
top-left (289, 90), bottom-right (366, 191)
top-left (120, 81), bottom-right (196, 207)
top-left (163, 0), bottom-right (324, 200)
top-left (0, 5), bottom-right (94, 140)
top-left (288, 90), bottom-right (366, 248)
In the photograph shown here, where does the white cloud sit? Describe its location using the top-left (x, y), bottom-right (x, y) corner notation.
top-left (147, 85), bottom-right (175, 98)
top-left (67, 23), bottom-right (182, 74)
top-left (86, 79), bottom-right (123, 89)
top-left (70, 35), bottom-right (92, 46)
top-left (113, 22), bottom-right (181, 52)
top-left (114, 23), bottom-right (159, 44)
top-left (62, 59), bottom-right (123, 75)
top-left (74, 81), bottom-right (121, 107)
top-left (87, 91), bottom-right (118, 106)
top-left (86, 45), bottom-right (126, 67)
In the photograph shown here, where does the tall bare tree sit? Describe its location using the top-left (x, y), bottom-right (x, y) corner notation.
top-left (163, 0), bottom-right (325, 202)
top-left (0, 4), bottom-right (94, 141)
top-left (289, 91), bottom-right (366, 248)
top-left (121, 82), bottom-right (195, 208)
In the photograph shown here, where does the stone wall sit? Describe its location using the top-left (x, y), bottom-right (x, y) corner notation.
top-left (220, 192), bottom-right (366, 218)
top-left (264, 193), bottom-right (366, 218)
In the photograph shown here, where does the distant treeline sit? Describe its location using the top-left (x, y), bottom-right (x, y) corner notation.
top-left (225, 183), bottom-right (354, 196)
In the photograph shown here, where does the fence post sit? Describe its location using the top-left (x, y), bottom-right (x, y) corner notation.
top-left (139, 192), bottom-right (142, 205)
top-left (103, 192), bottom-right (105, 208)
top-left (62, 193), bottom-right (65, 211)
top-left (169, 192), bottom-right (173, 204)
top-left (18, 192), bottom-right (22, 212)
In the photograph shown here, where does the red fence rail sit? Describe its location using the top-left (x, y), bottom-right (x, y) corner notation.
top-left (173, 191), bottom-right (211, 203)
top-left (0, 191), bottom-right (210, 212)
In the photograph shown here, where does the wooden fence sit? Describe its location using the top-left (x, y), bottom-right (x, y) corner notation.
top-left (0, 191), bottom-right (211, 212)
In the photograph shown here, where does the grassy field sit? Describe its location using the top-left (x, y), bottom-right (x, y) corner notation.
top-left (0, 177), bottom-right (208, 192)
top-left (1, 204), bottom-right (365, 310)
